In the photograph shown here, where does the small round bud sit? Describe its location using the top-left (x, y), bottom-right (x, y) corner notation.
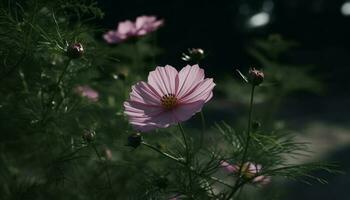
top-left (248, 68), bottom-right (264, 86)
top-left (181, 48), bottom-right (205, 63)
top-left (82, 130), bottom-right (95, 143)
top-left (66, 43), bottom-right (84, 59)
top-left (127, 133), bottom-right (142, 148)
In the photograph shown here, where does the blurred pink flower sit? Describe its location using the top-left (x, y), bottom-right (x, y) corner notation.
top-left (220, 160), bottom-right (239, 173)
top-left (220, 160), bottom-right (271, 185)
top-left (103, 15), bottom-right (163, 43)
top-left (74, 85), bottom-right (99, 102)
top-left (124, 65), bottom-right (215, 132)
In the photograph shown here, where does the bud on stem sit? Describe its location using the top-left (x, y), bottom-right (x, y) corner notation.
top-left (248, 68), bottom-right (264, 86)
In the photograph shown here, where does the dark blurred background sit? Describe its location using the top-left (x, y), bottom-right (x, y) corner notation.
top-left (100, 0), bottom-right (350, 121)
top-left (98, 0), bottom-right (350, 199)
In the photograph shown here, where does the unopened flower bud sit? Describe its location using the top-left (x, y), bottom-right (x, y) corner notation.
top-left (66, 43), bottom-right (84, 59)
top-left (248, 68), bottom-right (264, 86)
top-left (82, 130), bottom-right (95, 142)
top-left (181, 48), bottom-right (205, 63)
top-left (127, 133), bottom-right (142, 148)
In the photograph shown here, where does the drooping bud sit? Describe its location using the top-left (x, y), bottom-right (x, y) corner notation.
top-left (181, 48), bottom-right (205, 63)
top-left (127, 133), bottom-right (142, 148)
top-left (66, 42), bottom-right (84, 59)
top-left (82, 130), bottom-right (95, 143)
top-left (248, 68), bottom-right (264, 86)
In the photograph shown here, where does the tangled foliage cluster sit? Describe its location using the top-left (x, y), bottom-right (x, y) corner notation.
top-left (0, 0), bottom-right (335, 199)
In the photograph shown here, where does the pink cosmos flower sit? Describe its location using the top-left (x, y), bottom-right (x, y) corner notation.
top-left (220, 160), bottom-right (271, 185)
top-left (124, 65), bottom-right (215, 132)
top-left (103, 15), bottom-right (163, 43)
top-left (74, 85), bottom-right (99, 102)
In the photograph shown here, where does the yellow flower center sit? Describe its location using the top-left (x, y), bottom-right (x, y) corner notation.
top-left (160, 93), bottom-right (178, 110)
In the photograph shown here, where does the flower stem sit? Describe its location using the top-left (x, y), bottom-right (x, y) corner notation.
top-left (199, 111), bottom-right (206, 150)
top-left (141, 141), bottom-right (233, 190)
top-left (227, 85), bottom-right (256, 200)
top-left (242, 85), bottom-right (255, 164)
top-left (141, 141), bottom-right (184, 163)
top-left (41, 58), bottom-right (71, 124)
top-left (178, 123), bottom-right (193, 196)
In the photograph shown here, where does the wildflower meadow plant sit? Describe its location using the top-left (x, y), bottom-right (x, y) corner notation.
top-left (124, 64), bottom-right (215, 132)
top-left (0, 0), bottom-right (337, 200)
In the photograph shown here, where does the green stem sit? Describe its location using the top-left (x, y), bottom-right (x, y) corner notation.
top-left (178, 123), bottom-right (193, 196)
top-left (141, 142), bottom-right (184, 163)
top-left (227, 85), bottom-right (256, 200)
top-left (141, 141), bottom-right (233, 189)
top-left (199, 111), bottom-right (206, 150)
top-left (178, 123), bottom-right (190, 161)
top-left (241, 85), bottom-right (255, 164)
top-left (41, 59), bottom-right (71, 123)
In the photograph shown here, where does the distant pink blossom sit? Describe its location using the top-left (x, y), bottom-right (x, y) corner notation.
top-left (220, 160), bottom-right (239, 173)
top-left (74, 85), bottom-right (99, 102)
top-left (124, 65), bottom-right (215, 132)
top-left (220, 160), bottom-right (271, 185)
top-left (104, 15), bottom-right (163, 43)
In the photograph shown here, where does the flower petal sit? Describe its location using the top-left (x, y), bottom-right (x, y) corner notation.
top-left (129, 81), bottom-right (161, 106)
top-left (173, 101), bottom-right (206, 122)
top-left (124, 101), bottom-right (178, 132)
top-left (179, 78), bottom-right (215, 104)
top-left (176, 64), bottom-right (205, 98)
top-left (117, 20), bottom-right (136, 35)
top-left (148, 65), bottom-right (178, 96)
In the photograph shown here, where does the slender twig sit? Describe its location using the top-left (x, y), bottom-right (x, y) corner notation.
top-left (141, 142), bottom-right (184, 163)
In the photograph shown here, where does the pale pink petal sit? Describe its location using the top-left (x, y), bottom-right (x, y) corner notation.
top-left (124, 101), bottom-right (162, 119)
top-left (220, 161), bottom-right (239, 173)
top-left (176, 65), bottom-right (205, 98)
top-left (135, 15), bottom-right (163, 35)
top-left (103, 30), bottom-right (127, 43)
top-left (179, 78), bottom-right (215, 104)
top-left (117, 20), bottom-right (136, 35)
top-left (148, 65), bottom-right (178, 96)
top-left (74, 85), bottom-right (99, 102)
top-left (173, 101), bottom-right (205, 122)
top-left (123, 65), bottom-right (214, 132)
top-left (124, 101), bottom-right (179, 132)
top-left (135, 16), bottom-right (156, 29)
top-left (129, 81), bottom-right (161, 106)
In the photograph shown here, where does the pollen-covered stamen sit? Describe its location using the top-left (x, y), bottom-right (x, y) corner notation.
top-left (160, 93), bottom-right (178, 109)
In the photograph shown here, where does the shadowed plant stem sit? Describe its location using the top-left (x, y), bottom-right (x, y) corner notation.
top-left (41, 58), bottom-right (71, 124)
top-left (141, 141), bottom-right (234, 189)
top-left (227, 85), bottom-right (256, 200)
top-left (178, 123), bottom-right (194, 197)
top-left (141, 141), bottom-right (184, 163)
top-left (199, 111), bottom-right (206, 150)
